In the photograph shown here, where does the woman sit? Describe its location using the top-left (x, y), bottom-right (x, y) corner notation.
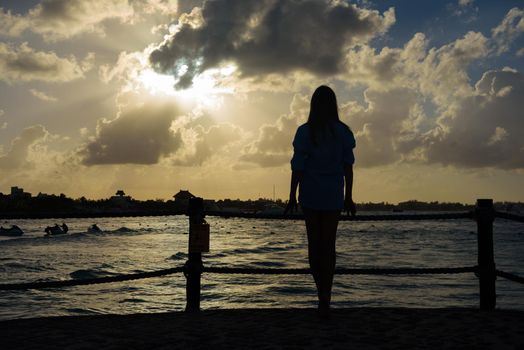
top-left (284, 85), bottom-right (356, 315)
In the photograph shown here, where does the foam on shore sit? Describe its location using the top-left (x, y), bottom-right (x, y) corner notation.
top-left (2, 308), bottom-right (523, 349)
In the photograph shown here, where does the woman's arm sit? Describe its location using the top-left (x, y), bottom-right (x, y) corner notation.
top-left (344, 164), bottom-right (356, 216)
top-left (284, 170), bottom-right (302, 214)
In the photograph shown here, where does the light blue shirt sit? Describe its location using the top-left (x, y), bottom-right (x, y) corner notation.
top-left (290, 121), bottom-right (356, 210)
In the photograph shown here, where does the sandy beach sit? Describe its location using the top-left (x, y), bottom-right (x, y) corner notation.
top-left (2, 308), bottom-right (523, 349)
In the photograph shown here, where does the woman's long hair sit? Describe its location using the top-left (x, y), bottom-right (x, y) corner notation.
top-left (307, 85), bottom-right (341, 144)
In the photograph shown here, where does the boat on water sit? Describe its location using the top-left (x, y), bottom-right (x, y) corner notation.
top-left (44, 223), bottom-right (68, 236)
top-left (0, 225), bottom-right (24, 236)
top-left (87, 224), bottom-right (102, 233)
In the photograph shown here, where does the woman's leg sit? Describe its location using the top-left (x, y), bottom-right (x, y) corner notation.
top-left (317, 210), bottom-right (340, 307)
top-left (304, 208), bottom-right (322, 299)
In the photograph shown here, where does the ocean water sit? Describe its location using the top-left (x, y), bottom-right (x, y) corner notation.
top-left (0, 214), bottom-right (523, 320)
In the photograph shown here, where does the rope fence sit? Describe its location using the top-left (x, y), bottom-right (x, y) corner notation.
top-left (202, 266), bottom-right (478, 275)
top-left (496, 270), bottom-right (524, 284)
top-left (0, 266), bottom-right (480, 291)
top-left (495, 211), bottom-right (524, 223)
top-left (0, 267), bottom-right (183, 291)
top-left (0, 199), bottom-right (523, 312)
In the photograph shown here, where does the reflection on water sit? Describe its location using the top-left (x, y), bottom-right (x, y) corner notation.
top-left (0, 215), bottom-right (523, 319)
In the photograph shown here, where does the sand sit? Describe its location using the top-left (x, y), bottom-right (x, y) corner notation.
top-left (2, 308), bottom-right (523, 349)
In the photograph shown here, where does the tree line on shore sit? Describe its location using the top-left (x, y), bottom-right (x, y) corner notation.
top-left (1, 191), bottom-right (521, 216)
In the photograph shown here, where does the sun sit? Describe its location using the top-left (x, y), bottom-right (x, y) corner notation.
top-left (136, 65), bottom-right (236, 107)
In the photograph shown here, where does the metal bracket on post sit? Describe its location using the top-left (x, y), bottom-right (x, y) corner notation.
top-left (475, 198), bottom-right (496, 311)
top-left (185, 197), bottom-right (208, 312)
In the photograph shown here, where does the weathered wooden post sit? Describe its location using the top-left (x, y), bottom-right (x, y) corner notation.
top-left (476, 198), bottom-right (496, 310)
top-left (185, 197), bottom-right (209, 312)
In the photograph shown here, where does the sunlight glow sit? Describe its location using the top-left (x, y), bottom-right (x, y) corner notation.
top-left (137, 64), bottom-right (236, 108)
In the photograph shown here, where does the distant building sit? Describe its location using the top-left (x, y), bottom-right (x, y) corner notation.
top-left (110, 190), bottom-right (132, 209)
top-left (173, 190), bottom-right (195, 206)
top-left (10, 186), bottom-right (31, 199)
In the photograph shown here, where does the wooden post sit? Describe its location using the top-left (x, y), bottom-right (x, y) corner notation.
top-left (185, 197), bottom-right (205, 312)
top-left (476, 198), bottom-right (496, 310)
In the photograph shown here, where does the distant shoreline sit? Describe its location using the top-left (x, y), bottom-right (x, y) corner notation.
top-left (0, 209), bottom-right (474, 220)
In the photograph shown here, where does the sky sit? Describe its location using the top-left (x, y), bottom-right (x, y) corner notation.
top-left (0, 0), bottom-right (523, 203)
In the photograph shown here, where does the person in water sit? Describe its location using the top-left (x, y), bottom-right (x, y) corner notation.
top-left (284, 85), bottom-right (356, 316)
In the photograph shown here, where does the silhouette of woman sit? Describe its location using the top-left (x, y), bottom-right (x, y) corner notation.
top-left (284, 85), bottom-right (356, 316)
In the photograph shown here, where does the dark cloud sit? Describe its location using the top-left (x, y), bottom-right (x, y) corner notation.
top-left (80, 103), bottom-right (182, 165)
top-left (150, 0), bottom-right (394, 88)
top-left (0, 125), bottom-right (47, 169)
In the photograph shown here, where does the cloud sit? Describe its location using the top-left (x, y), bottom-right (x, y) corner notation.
top-left (0, 42), bottom-right (93, 83)
top-left (30, 89), bottom-right (58, 102)
top-left (419, 31), bottom-right (489, 103)
top-left (346, 29), bottom-right (489, 105)
top-left (240, 94), bottom-right (309, 167)
top-left (343, 88), bottom-right (423, 167)
top-left (339, 68), bottom-right (524, 170)
top-left (79, 102), bottom-right (182, 165)
top-left (448, 0), bottom-right (478, 21)
top-left (149, 0), bottom-right (395, 88)
top-left (0, 125), bottom-right (48, 169)
top-left (492, 7), bottom-right (524, 54)
top-left (172, 123), bottom-right (244, 166)
top-left (236, 7), bottom-right (524, 171)
top-left (344, 7), bottom-right (524, 101)
top-left (424, 69), bottom-right (524, 169)
top-left (0, 0), bottom-right (134, 41)
top-left (341, 28), bottom-right (524, 170)
top-left (137, 0), bottom-right (178, 15)
top-left (0, 110), bottom-right (5, 130)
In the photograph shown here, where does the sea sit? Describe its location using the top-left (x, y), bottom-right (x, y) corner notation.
top-left (1, 213), bottom-right (523, 320)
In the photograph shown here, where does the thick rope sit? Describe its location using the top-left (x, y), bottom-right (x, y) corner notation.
top-left (202, 266), bottom-right (477, 275)
top-left (495, 211), bottom-right (524, 223)
top-left (496, 270), bottom-right (524, 284)
top-left (0, 267), bottom-right (184, 291)
top-left (205, 211), bottom-right (473, 221)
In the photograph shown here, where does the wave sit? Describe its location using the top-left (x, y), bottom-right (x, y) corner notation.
top-left (113, 227), bottom-right (134, 233)
top-left (65, 307), bottom-right (103, 315)
top-left (1, 261), bottom-right (50, 272)
top-left (265, 285), bottom-right (312, 295)
top-left (251, 261), bottom-right (286, 268)
top-left (69, 266), bottom-right (118, 280)
top-left (119, 298), bottom-right (147, 304)
top-left (226, 246), bottom-right (288, 255)
top-left (168, 252), bottom-right (187, 261)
